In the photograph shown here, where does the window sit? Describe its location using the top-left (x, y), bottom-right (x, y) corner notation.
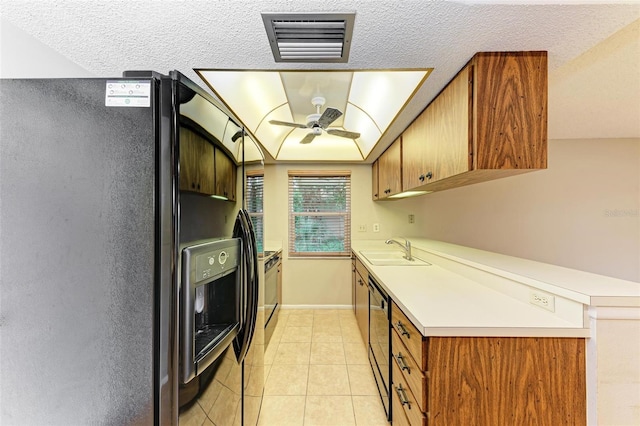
top-left (288, 171), bottom-right (351, 257)
top-left (246, 171), bottom-right (264, 253)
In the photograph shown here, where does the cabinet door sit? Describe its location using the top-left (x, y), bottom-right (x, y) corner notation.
top-left (355, 270), bottom-right (368, 344)
top-left (351, 258), bottom-right (357, 314)
top-left (214, 147), bottom-right (236, 201)
top-left (402, 108), bottom-right (436, 190)
top-left (473, 52), bottom-right (548, 170)
top-left (371, 160), bottom-right (379, 200)
top-left (430, 65), bottom-right (471, 182)
top-left (179, 127), bottom-right (215, 195)
top-left (378, 137), bottom-right (402, 198)
top-left (277, 260), bottom-right (282, 306)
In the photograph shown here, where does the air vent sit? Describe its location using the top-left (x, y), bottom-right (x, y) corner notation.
top-left (262, 12), bottom-right (355, 63)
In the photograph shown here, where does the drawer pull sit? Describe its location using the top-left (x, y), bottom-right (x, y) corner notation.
top-left (395, 321), bottom-right (410, 338)
top-left (395, 384), bottom-right (411, 408)
top-left (394, 352), bottom-right (410, 373)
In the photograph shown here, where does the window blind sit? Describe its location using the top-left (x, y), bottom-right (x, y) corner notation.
top-left (288, 171), bottom-right (351, 257)
top-left (246, 172), bottom-right (264, 253)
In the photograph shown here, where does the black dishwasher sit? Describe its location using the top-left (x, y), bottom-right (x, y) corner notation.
top-left (368, 276), bottom-right (391, 420)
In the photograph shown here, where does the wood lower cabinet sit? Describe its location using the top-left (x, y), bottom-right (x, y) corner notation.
top-left (429, 337), bottom-right (586, 425)
top-left (179, 126), bottom-right (215, 195)
top-left (377, 137), bottom-right (402, 199)
top-left (391, 302), bottom-right (586, 426)
top-left (351, 258), bottom-right (357, 314)
top-left (352, 253), bottom-right (369, 343)
top-left (214, 146), bottom-right (236, 201)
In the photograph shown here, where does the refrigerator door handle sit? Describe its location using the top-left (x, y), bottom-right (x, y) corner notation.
top-left (232, 209), bottom-right (259, 363)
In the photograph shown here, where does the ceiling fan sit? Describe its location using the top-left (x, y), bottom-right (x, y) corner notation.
top-left (268, 96), bottom-right (361, 144)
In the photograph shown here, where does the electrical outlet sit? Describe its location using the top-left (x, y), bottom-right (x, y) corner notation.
top-left (529, 290), bottom-right (555, 312)
top-left (372, 223), bottom-right (380, 233)
top-left (358, 224), bottom-right (366, 232)
top-left (408, 214), bottom-right (415, 224)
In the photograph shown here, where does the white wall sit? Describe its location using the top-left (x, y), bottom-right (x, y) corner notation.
top-left (395, 138), bottom-right (640, 282)
top-left (264, 163), bottom-right (426, 307)
top-left (594, 314), bottom-right (640, 425)
top-left (265, 138), bottom-right (639, 307)
top-left (0, 19), bottom-right (93, 78)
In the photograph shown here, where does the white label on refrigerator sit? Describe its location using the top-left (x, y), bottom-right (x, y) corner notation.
top-left (105, 80), bottom-right (151, 107)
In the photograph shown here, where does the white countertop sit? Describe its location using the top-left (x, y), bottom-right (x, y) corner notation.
top-left (351, 239), bottom-right (638, 338)
top-left (408, 238), bottom-right (640, 307)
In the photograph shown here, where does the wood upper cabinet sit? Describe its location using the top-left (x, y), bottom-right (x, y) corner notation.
top-left (371, 160), bottom-right (379, 200)
top-left (179, 126), bottom-right (215, 195)
top-left (402, 103), bottom-right (434, 191)
top-left (396, 51), bottom-right (547, 195)
top-left (430, 64), bottom-right (471, 183)
top-left (214, 146), bottom-right (236, 201)
top-left (377, 137), bottom-right (402, 198)
top-left (179, 126), bottom-right (237, 200)
top-left (473, 51), bottom-right (547, 171)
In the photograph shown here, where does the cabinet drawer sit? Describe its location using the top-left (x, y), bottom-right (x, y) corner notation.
top-left (392, 358), bottom-right (427, 426)
top-left (391, 384), bottom-right (413, 426)
top-left (392, 328), bottom-right (427, 412)
top-left (355, 257), bottom-right (369, 281)
top-left (391, 302), bottom-right (427, 370)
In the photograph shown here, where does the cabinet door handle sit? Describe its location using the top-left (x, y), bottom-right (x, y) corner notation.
top-left (418, 174), bottom-right (425, 182)
top-left (358, 278), bottom-right (364, 286)
top-left (395, 320), bottom-right (410, 338)
top-left (426, 171), bottom-right (433, 180)
top-left (394, 352), bottom-right (410, 373)
top-left (395, 384), bottom-right (411, 408)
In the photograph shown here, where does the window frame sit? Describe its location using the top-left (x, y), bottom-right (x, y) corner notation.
top-left (245, 170), bottom-right (264, 253)
top-left (288, 170), bottom-right (351, 258)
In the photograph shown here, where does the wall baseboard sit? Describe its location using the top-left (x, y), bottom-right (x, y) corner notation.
top-left (280, 304), bottom-right (352, 311)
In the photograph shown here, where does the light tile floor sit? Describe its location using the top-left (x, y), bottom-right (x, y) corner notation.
top-left (258, 309), bottom-right (389, 426)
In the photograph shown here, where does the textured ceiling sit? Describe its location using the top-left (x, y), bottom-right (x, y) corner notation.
top-left (1, 1), bottom-right (639, 162)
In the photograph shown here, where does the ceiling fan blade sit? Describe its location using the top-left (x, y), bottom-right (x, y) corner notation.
top-left (299, 133), bottom-right (317, 144)
top-left (317, 107), bottom-right (342, 128)
top-left (326, 129), bottom-right (361, 139)
top-left (269, 119), bottom-right (308, 129)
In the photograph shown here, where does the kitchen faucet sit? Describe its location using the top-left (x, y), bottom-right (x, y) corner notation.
top-left (385, 238), bottom-right (413, 261)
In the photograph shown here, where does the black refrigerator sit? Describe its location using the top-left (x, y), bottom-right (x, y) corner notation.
top-left (0, 72), bottom-right (263, 425)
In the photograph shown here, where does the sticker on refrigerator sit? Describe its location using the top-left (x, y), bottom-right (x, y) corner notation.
top-left (105, 80), bottom-right (151, 107)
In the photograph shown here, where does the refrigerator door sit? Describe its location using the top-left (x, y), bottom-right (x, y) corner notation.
top-left (0, 78), bottom-right (160, 424)
top-left (232, 209), bottom-right (259, 363)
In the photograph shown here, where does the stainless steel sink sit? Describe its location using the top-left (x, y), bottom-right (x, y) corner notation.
top-left (359, 250), bottom-right (431, 266)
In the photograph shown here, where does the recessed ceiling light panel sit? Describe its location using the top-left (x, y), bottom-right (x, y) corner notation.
top-left (262, 12), bottom-right (355, 63)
